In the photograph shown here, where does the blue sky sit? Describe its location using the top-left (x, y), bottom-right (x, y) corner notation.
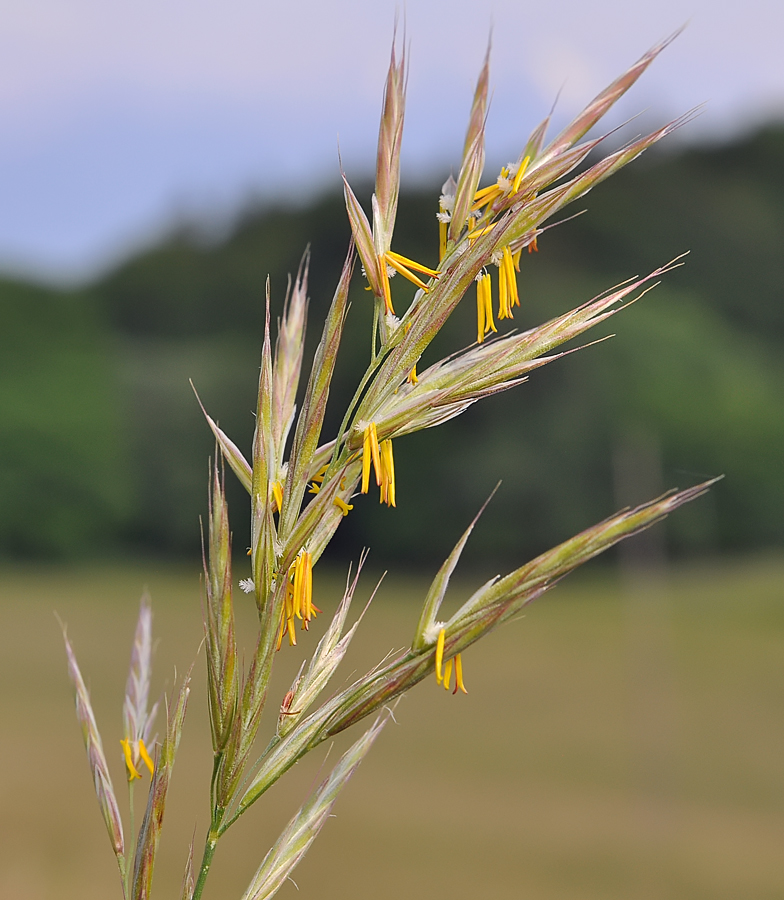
top-left (1, 0), bottom-right (782, 282)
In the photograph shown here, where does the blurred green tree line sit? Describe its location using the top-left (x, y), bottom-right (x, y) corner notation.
top-left (1, 126), bottom-right (782, 565)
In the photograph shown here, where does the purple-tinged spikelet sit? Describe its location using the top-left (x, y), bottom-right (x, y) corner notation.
top-left (63, 631), bottom-right (125, 861)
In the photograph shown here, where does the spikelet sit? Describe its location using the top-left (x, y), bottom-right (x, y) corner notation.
top-left (62, 630), bottom-right (125, 865)
top-left (122, 594), bottom-right (159, 778)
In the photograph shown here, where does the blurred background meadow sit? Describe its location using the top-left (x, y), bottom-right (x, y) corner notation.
top-left (0, 1), bottom-right (782, 898)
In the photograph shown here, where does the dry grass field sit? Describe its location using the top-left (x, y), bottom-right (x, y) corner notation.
top-left (0, 554), bottom-right (782, 900)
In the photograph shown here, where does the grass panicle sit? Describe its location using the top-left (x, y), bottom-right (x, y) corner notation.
top-left (60, 26), bottom-right (715, 900)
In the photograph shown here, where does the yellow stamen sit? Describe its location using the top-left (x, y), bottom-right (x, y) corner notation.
top-left (506, 248), bottom-right (520, 308)
top-left (476, 275), bottom-right (485, 344)
top-left (434, 628), bottom-right (446, 684)
top-left (121, 738), bottom-right (141, 781)
top-left (407, 364), bottom-right (418, 385)
top-left (512, 249), bottom-right (522, 271)
top-left (472, 183), bottom-right (500, 201)
top-left (304, 552), bottom-right (313, 621)
top-left (454, 653), bottom-right (468, 694)
top-left (386, 250), bottom-right (439, 278)
top-left (512, 155), bottom-right (531, 193)
top-left (379, 439), bottom-right (396, 507)
top-left (271, 481), bottom-right (283, 513)
top-left (528, 236), bottom-right (539, 253)
top-left (470, 186), bottom-right (502, 213)
top-left (467, 222), bottom-right (497, 242)
top-left (484, 275), bottom-right (496, 337)
top-left (379, 255), bottom-right (395, 314)
top-left (476, 272), bottom-right (496, 343)
top-left (498, 255), bottom-right (510, 320)
top-left (362, 426), bottom-right (371, 493)
top-left (292, 554), bottom-right (303, 620)
top-left (276, 551), bottom-right (317, 646)
top-left (138, 738), bottom-right (155, 776)
top-left (370, 424), bottom-right (381, 484)
top-left (361, 423), bottom-right (382, 493)
top-left (308, 482), bottom-right (320, 494)
top-left (383, 253), bottom-right (431, 293)
top-left (442, 658), bottom-right (453, 691)
top-left (334, 497), bottom-right (353, 516)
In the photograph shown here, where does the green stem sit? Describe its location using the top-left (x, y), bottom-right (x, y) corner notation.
top-left (191, 830), bottom-right (220, 900)
top-left (191, 752), bottom-right (227, 900)
top-left (328, 347), bottom-right (388, 471)
top-left (123, 778), bottom-right (135, 899)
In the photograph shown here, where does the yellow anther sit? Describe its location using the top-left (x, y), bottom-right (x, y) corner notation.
top-left (407, 364), bottom-right (418, 385)
top-left (361, 423), bottom-right (382, 494)
top-left (467, 222), bottom-right (497, 242)
top-left (454, 653), bottom-right (468, 694)
top-left (434, 628), bottom-right (446, 684)
top-left (292, 554), bottom-right (304, 620)
top-left (444, 659), bottom-right (452, 691)
top-left (471, 186), bottom-right (502, 214)
top-left (473, 183), bottom-right (500, 201)
top-left (304, 553), bottom-right (313, 621)
top-left (286, 615), bottom-right (297, 646)
top-left (471, 194), bottom-right (499, 214)
top-left (277, 551), bottom-right (317, 648)
top-left (138, 738), bottom-right (155, 776)
top-left (505, 247), bottom-right (520, 309)
top-left (379, 439), bottom-right (396, 507)
top-left (120, 738), bottom-right (141, 781)
top-left (383, 253), bottom-right (432, 293)
top-left (497, 246), bottom-right (519, 321)
top-left (379, 255), bottom-right (395, 314)
top-left (476, 272), bottom-right (496, 344)
top-left (512, 155), bottom-right (531, 193)
top-left (386, 250), bottom-right (439, 278)
top-left (271, 481), bottom-right (283, 513)
top-left (442, 658), bottom-right (453, 691)
top-left (498, 256), bottom-right (510, 320)
top-left (434, 630), bottom-right (468, 696)
top-left (334, 497), bottom-right (353, 516)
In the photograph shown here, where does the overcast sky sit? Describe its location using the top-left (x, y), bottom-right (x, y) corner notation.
top-left (1, 0), bottom-right (782, 282)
